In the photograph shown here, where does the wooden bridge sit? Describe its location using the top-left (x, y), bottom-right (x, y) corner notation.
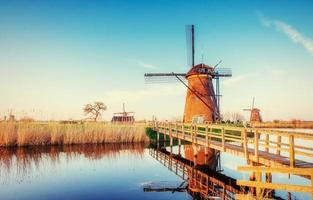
top-left (149, 121), bottom-right (313, 198)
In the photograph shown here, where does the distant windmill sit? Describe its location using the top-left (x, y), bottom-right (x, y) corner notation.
top-left (145, 25), bottom-right (232, 123)
top-left (111, 103), bottom-right (135, 123)
top-left (243, 97), bottom-right (262, 123)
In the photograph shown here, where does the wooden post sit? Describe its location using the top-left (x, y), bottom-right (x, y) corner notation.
top-left (276, 135), bottom-right (281, 155)
top-left (169, 123), bottom-right (172, 138)
top-left (255, 171), bottom-right (262, 198)
top-left (182, 125), bottom-right (185, 140)
top-left (205, 125), bottom-right (209, 147)
top-left (222, 184), bottom-right (226, 200)
top-left (243, 129), bottom-right (249, 164)
top-left (289, 135), bottom-right (295, 168)
top-left (193, 145), bottom-right (198, 166)
top-left (311, 173), bottom-right (313, 199)
top-left (191, 125), bottom-right (193, 144)
top-left (178, 139), bottom-right (181, 155)
top-left (205, 146), bottom-right (209, 165)
top-left (195, 125), bottom-right (198, 144)
top-left (175, 123), bottom-right (178, 138)
top-left (265, 134), bottom-right (269, 153)
top-left (254, 130), bottom-right (259, 163)
top-left (266, 172), bottom-right (272, 183)
top-left (222, 128), bottom-right (225, 152)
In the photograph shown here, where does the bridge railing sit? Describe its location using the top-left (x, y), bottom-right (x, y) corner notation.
top-left (236, 166), bottom-right (313, 197)
top-left (150, 121), bottom-right (313, 168)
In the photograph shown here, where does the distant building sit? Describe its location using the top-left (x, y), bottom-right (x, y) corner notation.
top-left (111, 103), bottom-right (135, 124)
top-left (8, 115), bottom-right (15, 122)
top-left (111, 115), bottom-right (135, 123)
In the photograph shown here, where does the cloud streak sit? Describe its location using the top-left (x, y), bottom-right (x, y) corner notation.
top-left (222, 73), bottom-right (252, 86)
top-left (127, 58), bottom-right (157, 69)
top-left (258, 13), bottom-right (313, 56)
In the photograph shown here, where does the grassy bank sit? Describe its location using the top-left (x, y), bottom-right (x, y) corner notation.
top-left (0, 122), bottom-right (149, 147)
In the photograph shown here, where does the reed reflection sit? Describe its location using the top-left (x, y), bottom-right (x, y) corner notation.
top-left (0, 143), bottom-right (146, 184)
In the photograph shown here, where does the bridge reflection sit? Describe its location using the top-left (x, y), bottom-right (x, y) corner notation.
top-left (149, 146), bottom-right (247, 199)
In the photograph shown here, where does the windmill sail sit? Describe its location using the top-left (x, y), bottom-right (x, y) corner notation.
top-left (144, 73), bottom-right (187, 84)
top-left (186, 25), bottom-right (195, 68)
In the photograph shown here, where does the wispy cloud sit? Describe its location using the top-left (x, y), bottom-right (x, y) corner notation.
top-left (103, 84), bottom-right (184, 103)
top-left (258, 12), bottom-right (313, 56)
top-left (269, 69), bottom-right (287, 77)
top-left (126, 58), bottom-right (157, 69)
top-left (222, 73), bottom-right (252, 86)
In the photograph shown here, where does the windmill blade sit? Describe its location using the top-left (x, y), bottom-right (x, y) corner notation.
top-left (251, 97), bottom-right (255, 110)
top-left (186, 24), bottom-right (195, 68)
top-left (213, 60), bottom-right (222, 69)
top-left (145, 73), bottom-right (186, 77)
top-left (144, 73), bottom-right (187, 84)
top-left (114, 112), bottom-right (134, 114)
top-left (214, 68), bottom-right (232, 77)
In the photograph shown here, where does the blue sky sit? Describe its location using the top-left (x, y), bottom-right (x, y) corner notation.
top-left (0, 0), bottom-right (313, 121)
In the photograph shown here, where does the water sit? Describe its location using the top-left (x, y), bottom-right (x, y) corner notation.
top-left (0, 143), bottom-right (311, 200)
top-left (0, 144), bottom-right (189, 200)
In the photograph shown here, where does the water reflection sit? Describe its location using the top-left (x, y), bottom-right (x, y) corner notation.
top-left (0, 144), bottom-right (145, 184)
top-left (148, 145), bottom-right (293, 200)
top-left (148, 145), bottom-right (242, 199)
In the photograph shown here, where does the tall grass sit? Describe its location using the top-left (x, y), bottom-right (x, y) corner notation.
top-left (0, 122), bottom-right (149, 147)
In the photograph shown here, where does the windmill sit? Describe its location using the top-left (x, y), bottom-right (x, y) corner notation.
top-left (243, 97), bottom-right (262, 123)
top-left (144, 25), bottom-right (232, 123)
top-left (111, 103), bottom-right (135, 123)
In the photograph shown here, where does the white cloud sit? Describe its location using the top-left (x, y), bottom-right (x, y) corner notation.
top-left (126, 58), bottom-right (157, 69)
top-left (269, 69), bottom-right (287, 77)
top-left (258, 13), bottom-right (313, 56)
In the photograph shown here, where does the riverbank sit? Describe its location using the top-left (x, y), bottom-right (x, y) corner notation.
top-left (0, 122), bottom-right (149, 147)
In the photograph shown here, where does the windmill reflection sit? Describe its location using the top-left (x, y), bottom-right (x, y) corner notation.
top-left (148, 146), bottom-right (244, 200)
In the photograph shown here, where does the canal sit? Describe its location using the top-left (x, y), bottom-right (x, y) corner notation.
top-left (0, 142), bottom-right (311, 199)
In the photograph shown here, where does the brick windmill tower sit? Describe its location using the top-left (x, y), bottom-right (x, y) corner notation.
top-left (243, 97), bottom-right (262, 123)
top-left (145, 25), bottom-right (232, 123)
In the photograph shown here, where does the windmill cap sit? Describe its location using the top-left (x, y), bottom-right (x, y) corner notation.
top-left (186, 63), bottom-right (214, 77)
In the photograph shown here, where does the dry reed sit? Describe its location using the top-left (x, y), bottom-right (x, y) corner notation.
top-left (0, 122), bottom-right (149, 147)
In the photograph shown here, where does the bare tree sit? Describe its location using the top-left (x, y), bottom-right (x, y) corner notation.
top-left (222, 112), bottom-right (245, 122)
top-left (83, 102), bottom-right (107, 122)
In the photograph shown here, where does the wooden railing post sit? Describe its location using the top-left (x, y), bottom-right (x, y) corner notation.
top-left (289, 135), bottom-right (295, 168)
top-left (195, 125), bottom-right (198, 144)
top-left (169, 123), bottom-right (172, 143)
top-left (254, 130), bottom-right (259, 163)
top-left (243, 129), bottom-right (249, 164)
top-left (311, 173), bottom-right (313, 198)
top-left (265, 134), bottom-right (269, 153)
top-left (222, 128), bottom-right (225, 152)
top-left (205, 125), bottom-right (209, 147)
top-left (255, 171), bottom-right (262, 198)
top-left (182, 124), bottom-right (185, 140)
top-left (191, 125), bottom-right (193, 144)
top-left (276, 135), bottom-right (281, 155)
top-left (175, 123), bottom-right (178, 138)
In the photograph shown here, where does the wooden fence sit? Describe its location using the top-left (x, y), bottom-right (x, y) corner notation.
top-left (150, 121), bottom-right (313, 168)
